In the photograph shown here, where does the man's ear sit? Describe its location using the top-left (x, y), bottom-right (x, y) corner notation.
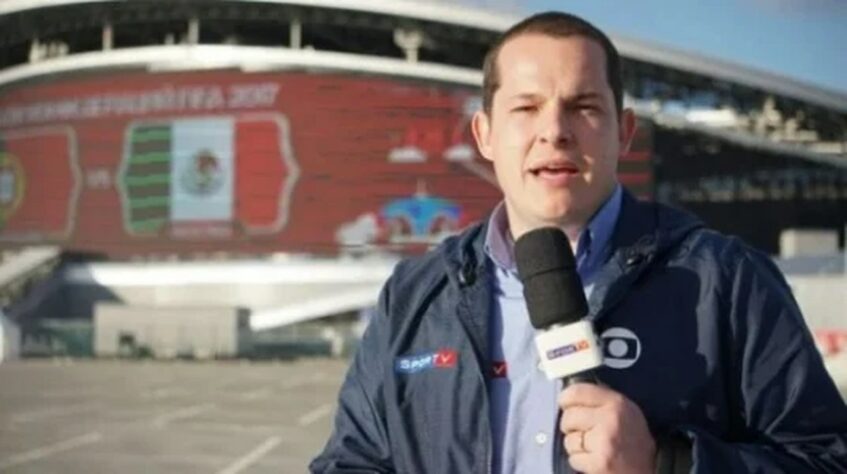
top-left (471, 110), bottom-right (494, 162)
top-left (618, 108), bottom-right (638, 156)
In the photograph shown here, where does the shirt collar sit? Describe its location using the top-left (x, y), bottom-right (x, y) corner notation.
top-left (578, 183), bottom-right (622, 277)
top-left (484, 201), bottom-right (515, 272)
top-left (484, 184), bottom-right (623, 275)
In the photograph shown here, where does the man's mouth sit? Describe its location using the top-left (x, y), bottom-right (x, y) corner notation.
top-left (529, 162), bottom-right (579, 178)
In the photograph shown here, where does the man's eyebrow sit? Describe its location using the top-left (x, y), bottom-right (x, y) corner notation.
top-left (568, 91), bottom-right (604, 102)
top-left (507, 93), bottom-right (544, 102)
top-left (506, 91), bottom-right (605, 103)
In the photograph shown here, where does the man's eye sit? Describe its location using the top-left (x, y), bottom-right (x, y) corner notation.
top-left (512, 105), bottom-right (537, 113)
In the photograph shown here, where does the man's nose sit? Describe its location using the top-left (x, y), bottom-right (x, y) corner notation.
top-left (538, 102), bottom-right (573, 147)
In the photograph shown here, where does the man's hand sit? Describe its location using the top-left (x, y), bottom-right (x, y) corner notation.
top-left (558, 383), bottom-right (656, 474)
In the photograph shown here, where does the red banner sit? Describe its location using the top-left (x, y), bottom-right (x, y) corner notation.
top-left (0, 70), bottom-right (652, 257)
top-left (0, 127), bottom-right (78, 241)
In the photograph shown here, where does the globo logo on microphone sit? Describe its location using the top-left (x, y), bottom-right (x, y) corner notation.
top-left (600, 327), bottom-right (642, 369)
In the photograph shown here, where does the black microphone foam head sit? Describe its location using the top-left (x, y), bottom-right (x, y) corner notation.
top-left (514, 227), bottom-right (588, 329)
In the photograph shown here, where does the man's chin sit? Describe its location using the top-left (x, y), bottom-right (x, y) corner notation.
top-left (536, 203), bottom-right (583, 224)
top-left (537, 206), bottom-right (593, 233)
top-left (504, 201), bottom-right (585, 236)
top-left (521, 212), bottom-right (582, 232)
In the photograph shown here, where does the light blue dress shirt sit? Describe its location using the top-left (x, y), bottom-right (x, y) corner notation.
top-left (483, 184), bottom-right (623, 474)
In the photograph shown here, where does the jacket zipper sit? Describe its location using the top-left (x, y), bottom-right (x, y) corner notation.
top-left (553, 394), bottom-right (567, 474)
top-left (481, 341), bottom-right (492, 474)
top-left (455, 260), bottom-right (493, 474)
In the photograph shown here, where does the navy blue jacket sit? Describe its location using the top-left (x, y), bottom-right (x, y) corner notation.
top-left (311, 191), bottom-right (847, 473)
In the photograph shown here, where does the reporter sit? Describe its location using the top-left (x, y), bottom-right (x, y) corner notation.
top-left (311, 11), bottom-right (847, 474)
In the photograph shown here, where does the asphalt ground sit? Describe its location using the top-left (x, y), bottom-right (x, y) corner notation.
top-left (0, 358), bottom-right (348, 474)
top-left (1, 355), bottom-right (845, 474)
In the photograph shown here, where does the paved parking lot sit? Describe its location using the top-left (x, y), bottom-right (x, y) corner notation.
top-left (1, 354), bottom-right (845, 474)
top-left (0, 358), bottom-right (348, 473)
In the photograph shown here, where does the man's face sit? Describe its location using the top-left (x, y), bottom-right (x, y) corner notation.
top-left (472, 34), bottom-right (636, 239)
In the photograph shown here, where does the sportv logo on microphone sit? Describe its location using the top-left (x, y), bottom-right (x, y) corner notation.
top-left (545, 339), bottom-right (591, 361)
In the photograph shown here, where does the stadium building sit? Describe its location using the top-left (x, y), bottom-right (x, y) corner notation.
top-left (0, 0), bottom-right (844, 358)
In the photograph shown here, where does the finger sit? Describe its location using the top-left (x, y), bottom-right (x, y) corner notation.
top-left (559, 405), bottom-right (597, 434)
top-left (559, 383), bottom-right (618, 409)
top-left (566, 452), bottom-right (597, 474)
top-left (563, 430), bottom-right (586, 456)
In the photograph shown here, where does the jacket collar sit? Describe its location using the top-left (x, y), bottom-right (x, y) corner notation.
top-left (442, 190), bottom-right (702, 281)
top-left (587, 190), bottom-right (704, 319)
top-left (440, 189), bottom-right (704, 318)
top-left (440, 220), bottom-right (492, 371)
top-left (442, 217), bottom-right (489, 290)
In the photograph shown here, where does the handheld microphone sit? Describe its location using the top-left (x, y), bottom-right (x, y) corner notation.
top-left (515, 227), bottom-right (603, 386)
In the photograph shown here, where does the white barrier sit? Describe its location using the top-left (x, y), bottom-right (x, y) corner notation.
top-left (0, 312), bottom-right (21, 363)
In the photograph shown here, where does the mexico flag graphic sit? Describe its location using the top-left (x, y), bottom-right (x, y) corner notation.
top-left (0, 127), bottom-right (79, 241)
top-left (120, 115), bottom-right (298, 238)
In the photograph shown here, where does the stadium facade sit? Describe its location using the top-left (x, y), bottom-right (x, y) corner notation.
top-left (0, 0), bottom-right (845, 357)
top-left (1, 0), bottom-right (843, 257)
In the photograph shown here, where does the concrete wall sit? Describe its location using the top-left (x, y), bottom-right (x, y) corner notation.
top-left (780, 229), bottom-right (840, 258)
top-left (785, 275), bottom-right (847, 331)
top-left (0, 313), bottom-right (20, 362)
top-left (91, 282), bottom-right (379, 308)
top-left (42, 281), bottom-right (382, 323)
top-left (94, 305), bottom-right (250, 359)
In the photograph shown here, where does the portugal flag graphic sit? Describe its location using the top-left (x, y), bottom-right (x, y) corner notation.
top-left (121, 115), bottom-right (297, 238)
top-left (0, 128), bottom-right (78, 241)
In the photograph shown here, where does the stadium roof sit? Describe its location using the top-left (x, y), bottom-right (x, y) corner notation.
top-left (2, 0), bottom-right (847, 113)
top-left (60, 258), bottom-right (400, 329)
top-left (0, 45), bottom-right (483, 88)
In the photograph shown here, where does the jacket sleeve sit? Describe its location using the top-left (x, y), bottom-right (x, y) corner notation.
top-left (683, 244), bottom-right (847, 473)
top-left (309, 279), bottom-right (395, 473)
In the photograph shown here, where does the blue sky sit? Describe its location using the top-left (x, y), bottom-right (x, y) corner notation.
top-left (513, 0), bottom-right (847, 95)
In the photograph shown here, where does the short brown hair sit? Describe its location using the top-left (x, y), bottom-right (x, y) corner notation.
top-left (482, 12), bottom-right (623, 117)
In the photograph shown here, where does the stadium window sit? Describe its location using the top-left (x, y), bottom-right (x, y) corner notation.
top-left (112, 19), bottom-right (189, 49)
top-left (416, 26), bottom-right (492, 69)
top-left (301, 22), bottom-right (401, 59)
top-left (199, 18), bottom-right (290, 47)
top-left (46, 27), bottom-right (102, 56)
top-left (0, 41), bottom-right (29, 69)
top-left (418, 37), bottom-right (488, 69)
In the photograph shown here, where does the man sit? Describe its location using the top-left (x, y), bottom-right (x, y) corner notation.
top-left (311, 11), bottom-right (847, 474)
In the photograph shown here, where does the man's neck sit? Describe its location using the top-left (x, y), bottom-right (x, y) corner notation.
top-left (505, 184), bottom-right (620, 253)
top-left (560, 224), bottom-right (585, 254)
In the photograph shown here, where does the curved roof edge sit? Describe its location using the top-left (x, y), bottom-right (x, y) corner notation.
top-left (614, 33), bottom-right (847, 114)
top-left (650, 112), bottom-right (847, 170)
top-left (0, 44), bottom-right (483, 89)
top-left (0, 0), bottom-right (516, 30)
top-left (1, 0), bottom-right (846, 112)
